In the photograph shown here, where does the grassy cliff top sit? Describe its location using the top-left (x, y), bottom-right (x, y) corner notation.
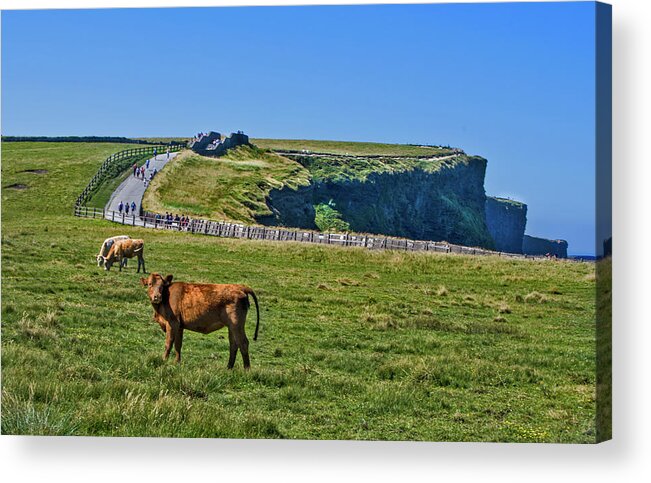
top-left (142, 145), bottom-right (310, 222)
top-left (300, 153), bottom-right (481, 183)
top-left (252, 138), bottom-right (456, 157)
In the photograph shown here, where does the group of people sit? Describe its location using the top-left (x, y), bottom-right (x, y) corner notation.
top-left (133, 163), bottom-right (146, 179)
top-left (118, 200), bottom-right (138, 216)
top-left (132, 160), bottom-right (159, 187)
top-left (153, 212), bottom-right (191, 230)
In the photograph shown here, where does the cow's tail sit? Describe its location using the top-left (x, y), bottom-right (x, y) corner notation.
top-left (245, 288), bottom-right (261, 341)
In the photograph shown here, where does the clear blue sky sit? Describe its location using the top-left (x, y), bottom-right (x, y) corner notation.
top-left (1, 3), bottom-right (598, 255)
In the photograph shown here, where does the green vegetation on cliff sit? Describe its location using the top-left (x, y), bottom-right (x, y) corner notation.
top-left (314, 201), bottom-right (351, 232)
top-left (267, 153), bottom-right (494, 248)
top-left (294, 152), bottom-right (461, 183)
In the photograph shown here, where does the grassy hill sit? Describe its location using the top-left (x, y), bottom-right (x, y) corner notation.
top-left (1, 141), bottom-right (598, 441)
top-left (142, 146), bottom-right (310, 221)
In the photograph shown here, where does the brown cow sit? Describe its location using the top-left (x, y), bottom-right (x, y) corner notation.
top-left (97, 235), bottom-right (130, 268)
top-left (140, 273), bottom-right (260, 369)
top-left (103, 238), bottom-right (146, 272)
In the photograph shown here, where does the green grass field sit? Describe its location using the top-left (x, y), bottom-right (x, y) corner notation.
top-left (1, 142), bottom-right (598, 441)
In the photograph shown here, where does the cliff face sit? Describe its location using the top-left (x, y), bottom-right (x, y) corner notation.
top-left (256, 184), bottom-right (317, 229)
top-left (257, 155), bottom-right (495, 249)
top-left (485, 197), bottom-right (528, 253)
top-left (522, 235), bottom-right (568, 258)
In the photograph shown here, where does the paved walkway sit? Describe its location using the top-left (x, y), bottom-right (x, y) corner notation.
top-left (106, 152), bottom-right (178, 214)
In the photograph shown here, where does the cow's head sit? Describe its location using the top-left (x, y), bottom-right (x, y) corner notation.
top-left (103, 255), bottom-right (114, 271)
top-left (140, 273), bottom-right (173, 305)
top-left (97, 255), bottom-right (105, 267)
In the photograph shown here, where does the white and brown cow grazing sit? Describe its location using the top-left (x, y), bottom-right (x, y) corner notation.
top-left (97, 235), bottom-right (130, 267)
top-left (103, 238), bottom-right (146, 272)
top-left (140, 273), bottom-right (260, 368)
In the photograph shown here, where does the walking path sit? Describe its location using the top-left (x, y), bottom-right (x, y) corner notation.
top-left (106, 152), bottom-right (178, 214)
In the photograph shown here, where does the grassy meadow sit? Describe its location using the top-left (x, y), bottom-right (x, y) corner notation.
top-left (2, 142), bottom-right (598, 441)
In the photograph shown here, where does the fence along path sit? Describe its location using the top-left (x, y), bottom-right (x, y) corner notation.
top-left (74, 205), bottom-right (544, 260)
top-left (76, 144), bottom-right (183, 207)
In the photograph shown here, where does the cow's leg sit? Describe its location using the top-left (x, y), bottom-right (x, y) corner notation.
top-left (163, 324), bottom-right (174, 360)
top-left (118, 256), bottom-right (123, 272)
top-left (234, 328), bottom-right (250, 370)
top-left (173, 327), bottom-right (183, 363)
top-left (227, 329), bottom-right (238, 369)
top-left (141, 255), bottom-right (146, 274)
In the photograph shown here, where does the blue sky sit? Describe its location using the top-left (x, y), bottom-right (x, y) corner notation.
top-left (1, 3), bottom-right (598, 254)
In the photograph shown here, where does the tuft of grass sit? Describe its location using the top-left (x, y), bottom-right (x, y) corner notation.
top-left (524, 292), bottom-right (549, 304)
top-left (337, 278), bottom-right (360, 286)
top-left (497, 302), bottom-right (512, 314)
top-left (436, 285), bottom-right (449, 297)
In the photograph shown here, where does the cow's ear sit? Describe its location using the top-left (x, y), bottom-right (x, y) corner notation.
top-left (140, 277), bottom-right (148, 286)
top-left (164, 274), bottom-right (174, 285)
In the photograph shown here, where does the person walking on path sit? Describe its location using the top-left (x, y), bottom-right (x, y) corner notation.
top-left (166, 147), bottom-right (170, 159)
top-left (131, 201), bottom-right (136, 214)
top-left (154, 148), bottom-right (157, 158)
top-left (125, 203), bottom-right (130, 215)
top-left (146, 158), bottom-right (150, 169)
top-left (133, 163), bottom-right (138, 177)
top-left (118, 201), bottom-right (124, 214)
top-left (140, 166), bottom-right (145, 179)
